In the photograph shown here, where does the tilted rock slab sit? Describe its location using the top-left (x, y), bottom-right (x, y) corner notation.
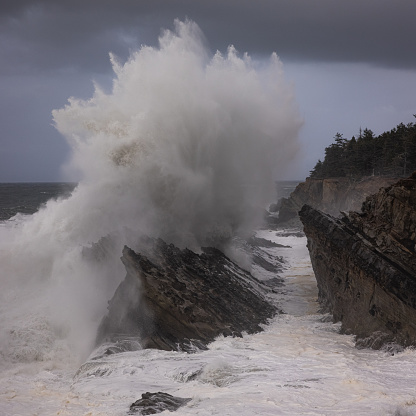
top-left (299, 173), bottom-right (416, 348)
top-left (96, 238), bottom-right (279, 352)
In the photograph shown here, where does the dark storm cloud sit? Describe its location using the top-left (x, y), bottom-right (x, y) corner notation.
top-left (1, 0), bottom-right (416, 181)
top-left (1, 0), bottom-right (416, 76)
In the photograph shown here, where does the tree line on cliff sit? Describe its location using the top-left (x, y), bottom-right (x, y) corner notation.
top-left (310, 117), bottom-right (416, 179)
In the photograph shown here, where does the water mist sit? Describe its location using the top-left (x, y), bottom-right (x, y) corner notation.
top-left (0, 19), bottom-right (302, 365)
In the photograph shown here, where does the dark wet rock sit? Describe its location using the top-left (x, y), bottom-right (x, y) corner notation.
top-left (299, 172), bottom-right (416, 349)
top-left (264, 209), bottom-right (280, 227)
top-left (248, 235), bottom-right (290, 248)
top-left (240, 235), bottom-right (287, 275)
top-left (354, 331), bottom-right (404, 353)
top-left (251, 253), bottom-right (280, 273)
top-left (91, 338), bottom-right (142, 359)
top-left (275, 230), bottom-right (305, 238)
top-left (268, 202), bottom-right (279, 213)
top-left (96, 238), bottom-right (279, 352)
top-left (129, 392), bottom-right (191, 415)
top-left (262, 277), bottom-right (284, 291)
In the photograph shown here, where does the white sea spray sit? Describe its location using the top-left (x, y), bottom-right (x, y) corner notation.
top-left (0, 19), bottom-right (302, 367)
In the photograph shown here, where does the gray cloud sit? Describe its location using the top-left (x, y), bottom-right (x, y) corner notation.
top-left (1, 0), bottom-right (416, 75)
top-left (1, 0), bottom-right (416, 181)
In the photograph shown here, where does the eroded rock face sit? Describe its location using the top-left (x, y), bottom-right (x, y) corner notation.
top-left (299, 172), bottom-right (416, 349)
top-left (279, 176), bottom-right (399, 222)
top-left (96, 238), bottom-right (279, 352)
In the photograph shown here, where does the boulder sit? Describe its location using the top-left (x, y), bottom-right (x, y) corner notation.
top-left (129, 392), bottom-right (191, 415)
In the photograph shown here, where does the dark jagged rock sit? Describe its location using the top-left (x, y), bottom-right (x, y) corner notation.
top-left (279, 176), bottom-right (399, 222)
top-left (246, 235), bottom-right (289, 273)
top-left (299, 172), bottom-right (416, 349)
top-left (248, 235), bottom-right (290, 249)
top-left (264, 209), bottom-right (280, 228)
top-left (129, 392), bottom-right (191, 415)
top-left (96, 238), bottom-right (279, 352)
top-left (268, 202), bottom-right (279, 213)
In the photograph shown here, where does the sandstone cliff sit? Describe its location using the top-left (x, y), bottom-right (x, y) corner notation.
top-left (299, 172), bottom-right (416, 349)
top-left (278, 176), bottom-right (399, 222)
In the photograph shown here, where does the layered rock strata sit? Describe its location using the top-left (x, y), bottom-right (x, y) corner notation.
top-left (299, 172), bottom-right (416, 349)
top-left (96, 238), bottom-right (279, 352)
top-left (279, 176), bottom-right (399, 222)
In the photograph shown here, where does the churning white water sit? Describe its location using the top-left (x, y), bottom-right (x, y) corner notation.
top-left (1, 231), bottom-right (416, 415)
top-left (1, 19), bottom-right (416, 416)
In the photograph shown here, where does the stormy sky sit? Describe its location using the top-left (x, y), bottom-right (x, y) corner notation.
top-left (1, 0), bottom-right (416, 181)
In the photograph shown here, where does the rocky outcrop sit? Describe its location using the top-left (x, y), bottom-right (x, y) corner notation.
top-left (130, 392), bottom-right (191, 414)
top-left (279, 176), bottom-right (399, 222)
top-left (299, 172), bottom-right (416, 349)
top-left (96, 238), bottom-right (279, 352)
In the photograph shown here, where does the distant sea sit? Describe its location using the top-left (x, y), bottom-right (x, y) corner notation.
top-left (0, 182), bottom-right (77, 221)
top-left (275, 180), bottom-right (300, 200)
top-left (0, 181), bottom-right (299, 222)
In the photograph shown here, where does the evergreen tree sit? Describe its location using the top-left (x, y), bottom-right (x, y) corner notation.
top-left (309, 119), bottom-right (416, 179)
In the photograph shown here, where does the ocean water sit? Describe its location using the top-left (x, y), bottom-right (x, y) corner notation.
top-left (0, 183), bottom-right (76, 221)
top-left (1, 19), bottom-right (416, 415)
top-left (1, 214), bottom-right (416, 416)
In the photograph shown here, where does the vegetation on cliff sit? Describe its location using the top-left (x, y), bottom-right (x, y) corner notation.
top-left (310, 117), bottom-right (416, 179)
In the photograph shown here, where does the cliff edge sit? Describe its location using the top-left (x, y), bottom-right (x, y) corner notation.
top-left (299, 172), bottom-right (416, 349)
top-left (278, 176), bottom-right (399, 222)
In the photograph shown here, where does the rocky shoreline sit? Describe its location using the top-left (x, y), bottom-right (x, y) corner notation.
top-left (299, 172), bottom-right (416, 350)
top-left (96, 238), bottom-right (280, 353)
top-left (94, 172), bottom-right (416, 362)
